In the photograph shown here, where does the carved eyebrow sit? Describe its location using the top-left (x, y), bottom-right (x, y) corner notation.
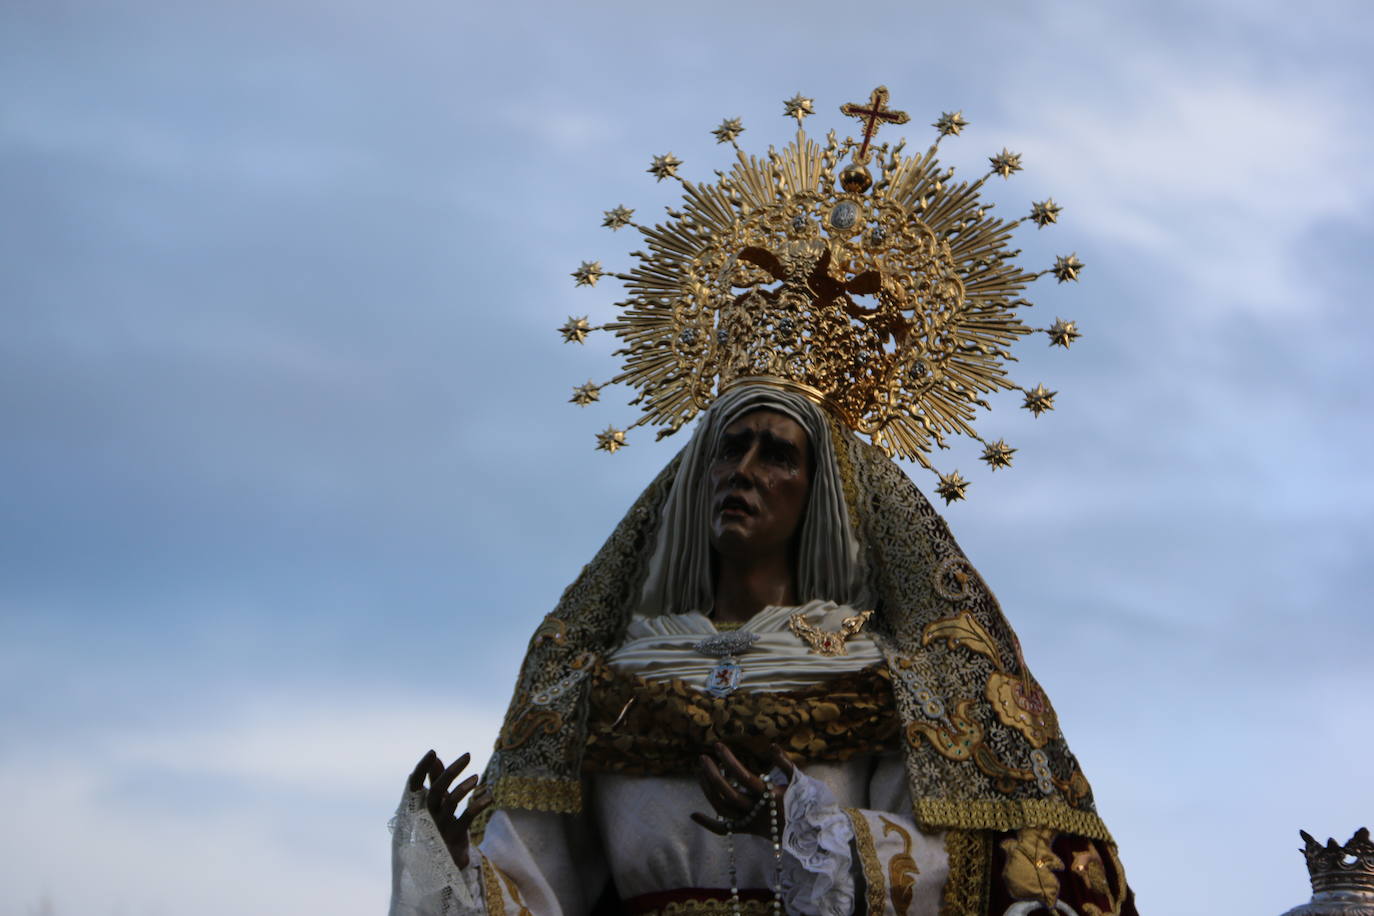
top-left (757, 430), bottom-right (801, 457)
top-left (717, 428), bottom-right (802, 459)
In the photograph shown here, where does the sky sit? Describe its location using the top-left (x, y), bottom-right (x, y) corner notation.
top-left (2, 0), bottom-right (1372, 913)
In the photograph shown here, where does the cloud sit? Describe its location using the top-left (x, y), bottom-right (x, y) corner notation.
top-left (0, 688), bottom-right (503, 916)
top-left (1002, 58), bottom-right (1374, 317)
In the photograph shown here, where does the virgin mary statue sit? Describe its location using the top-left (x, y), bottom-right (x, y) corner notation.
top-left (389, 89), bottom-right (1138, 915)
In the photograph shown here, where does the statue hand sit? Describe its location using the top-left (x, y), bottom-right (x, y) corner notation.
top-left (690, 742), bottom-right (795, 839)
top-left (407, 749), bottom-right (492, 870)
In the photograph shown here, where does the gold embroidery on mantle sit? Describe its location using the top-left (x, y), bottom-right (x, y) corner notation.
top-left (880, 815), bottom-right (919, 915)
top-left (922, 611), bottom-right (1059, 748)
top-left (845, 808), bottom-right (887, 916)
top-left (1000, 827), bottom-right (1064, 910)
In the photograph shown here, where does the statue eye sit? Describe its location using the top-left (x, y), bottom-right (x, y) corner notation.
top-left (718, 438), bottom-right (746, 460)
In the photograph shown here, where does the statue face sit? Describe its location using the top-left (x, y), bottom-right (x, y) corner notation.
top-left (708, 408), bottom-right (812, 559)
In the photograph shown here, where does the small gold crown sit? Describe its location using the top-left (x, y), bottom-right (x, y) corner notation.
top-left (562, 87), bottom-right (1084, 502)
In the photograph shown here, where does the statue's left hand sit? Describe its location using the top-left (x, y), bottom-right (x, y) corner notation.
top-left (691, 742), bottom-right (794, 839)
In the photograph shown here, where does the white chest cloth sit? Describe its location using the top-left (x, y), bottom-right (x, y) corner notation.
top-left (606, 599), bottom-right (884, 693)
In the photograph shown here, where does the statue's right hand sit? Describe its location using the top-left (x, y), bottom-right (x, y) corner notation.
top-left (408, 749), bottom-right (491, 870)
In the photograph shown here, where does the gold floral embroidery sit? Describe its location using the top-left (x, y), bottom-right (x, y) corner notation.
top-left (493, 707), bottom-right (564, 752)
top-left (583, 662), bottom-right (898, 775)
top-left (985, 674), bottom-right (1057, 749)
top-left (921, 612), bottom-right (1059, 748)
top-left (879, 815), bottom-right (919, 916)
top-left (845, 808), bottom-right (886, 915)
top-left (941, 829), bottom-right (992, 916)
top-left (1000, 827), bottom-right (1064, 909)
top-left (531, 613), bottom-right (568, 647)
top-left (489, 776), bottom-right (582, 814)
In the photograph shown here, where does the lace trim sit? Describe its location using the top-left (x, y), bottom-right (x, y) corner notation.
top-left (390, 788), bottom-right (482, 914)
top-left (844, 808), bottom-right (886, 915)
top-left (779, 768), bottom-right (856, 916)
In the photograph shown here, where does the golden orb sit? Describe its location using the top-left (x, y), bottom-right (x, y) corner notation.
top-left (838, 163), bottom-right (872, 193)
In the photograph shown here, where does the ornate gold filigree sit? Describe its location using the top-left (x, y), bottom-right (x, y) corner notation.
top-left (787, 608), bottom-right (873, 656)
top-left (923, 611), bottom-right (1059, 748)
top-left (880, 815), bottom-right (920, 915)
top-left (564, 88), bottom-right (1084, 498)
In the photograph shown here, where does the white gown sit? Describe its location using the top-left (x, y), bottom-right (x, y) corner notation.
top-left (390, 602), bottom-right (951, 915)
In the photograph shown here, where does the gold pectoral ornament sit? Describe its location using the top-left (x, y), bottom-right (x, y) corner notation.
top-left (788, 609), bottom-right (873, 656)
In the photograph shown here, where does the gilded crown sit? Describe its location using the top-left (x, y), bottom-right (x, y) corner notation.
top-left (561, 87), bottom-right (1084, 503)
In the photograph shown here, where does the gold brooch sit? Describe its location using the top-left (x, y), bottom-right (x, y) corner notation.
top-left (788, 609), bottom-right (874, 657)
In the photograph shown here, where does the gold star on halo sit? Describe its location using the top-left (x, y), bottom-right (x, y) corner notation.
top-left (647, 152), bottom-right (683, 182)
top-left (1051, 253), bottom-right (1084, 283)
top-left (570, 381), bottom-right (601, 406)
top-left (989, 148), bottom-right (1023, 178)
top-left (933, 110), bottom-right (968, 136)
top-left (595, 425), bottom-right (627, 454)
top-left (935, 470), bottom-right (969, 504)
top-left (980, 439), bottom-right (1016, 470)
top-left (1029, 198), bottom-right (1062, 228)
top-left (783, 93), bottom-right (815, 124)
top-left (558, 316), bottom-right (592, 344)
top-left (571, 260), bottom-right (605, 287)
top-left (1022, 384), bottom-right (1057, 416)
top-left (712, 117), bottom-right (745, 144)
top-left (1046, 318), bottom-right (1080, 348)
top-left (601, 205), bottom-right (635, 230)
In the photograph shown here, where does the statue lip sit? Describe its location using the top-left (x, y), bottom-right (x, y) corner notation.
top-left (716, 493), bottom-right (755, 516)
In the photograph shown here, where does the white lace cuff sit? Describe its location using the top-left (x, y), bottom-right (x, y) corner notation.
top-left (779, 767), bottom-right (856, 916)
top-left (389, 787), bottom-right (484, 916)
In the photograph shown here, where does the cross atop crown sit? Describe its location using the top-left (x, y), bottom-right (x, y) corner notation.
top-left (840, 85), bottom-right (910, 164)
